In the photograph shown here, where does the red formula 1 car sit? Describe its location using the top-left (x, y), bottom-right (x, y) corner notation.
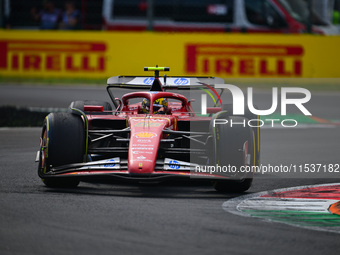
top-left (37, 67), bottom-right (260, 192)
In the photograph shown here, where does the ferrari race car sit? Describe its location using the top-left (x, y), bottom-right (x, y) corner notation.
top-left (36, 67), bottom-right (260, 192)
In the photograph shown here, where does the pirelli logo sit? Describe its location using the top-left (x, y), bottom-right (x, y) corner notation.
top-left (0, 40), bottom-right (107, 73)
top-left (186, 44), bottom-right (304, 77)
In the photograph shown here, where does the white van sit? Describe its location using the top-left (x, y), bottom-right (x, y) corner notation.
top-left (102, 0), bottom-right (338, 34)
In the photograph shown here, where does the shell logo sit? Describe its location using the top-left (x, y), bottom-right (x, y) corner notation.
top-left (134, 132), bottom-right (157, 138)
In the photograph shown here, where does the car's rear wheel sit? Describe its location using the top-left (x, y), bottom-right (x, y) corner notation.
top-left (210, 113), bottom-right (255, 192)
top-left (38, 112), bottom-right (85, 188)
top-left (222, 104), bottom-right (260, 167)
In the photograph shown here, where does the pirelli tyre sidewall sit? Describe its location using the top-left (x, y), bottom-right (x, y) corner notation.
top-left (210, 112), bottom-right (255, 192)
top-left (38, 112), bottom-right (85, 188)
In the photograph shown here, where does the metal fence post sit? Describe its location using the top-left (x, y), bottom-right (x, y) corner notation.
top-left (147, 0), bottom-right (154, 31)
top-left (0, 0), bottom-right (4, 28)
top-left (307, 0), bottom-right (313, 33)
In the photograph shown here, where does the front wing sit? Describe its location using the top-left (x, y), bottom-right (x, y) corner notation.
top-left (36, 154), bottom-right (234, 182)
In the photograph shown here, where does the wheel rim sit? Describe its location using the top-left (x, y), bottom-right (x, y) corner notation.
top-left (41, 129), bottom-right (47, 172)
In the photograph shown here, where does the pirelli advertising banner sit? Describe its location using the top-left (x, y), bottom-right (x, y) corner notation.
top-left (0, 30), bottom-right (340, 78)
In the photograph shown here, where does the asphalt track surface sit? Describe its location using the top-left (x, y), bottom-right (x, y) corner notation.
top-left (1, 85), bottom-right (340, 255)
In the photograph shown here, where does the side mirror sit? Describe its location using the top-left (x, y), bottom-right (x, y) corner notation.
top-left (187, 99), bottom-right (196, 107)
top-left (115, 98), bottom-right (122, 114)
top-left (207, 107), bottom-right (222, 114)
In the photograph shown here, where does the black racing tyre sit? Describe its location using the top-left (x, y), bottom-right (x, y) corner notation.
top-left (222, 104), bottom-right (260, 167)
top-left (38, 112), bottom-right (85, 188)
top-left (69, 100), bottom-right (112, 114)
top-left (209, 113), bottom-right (255, 193)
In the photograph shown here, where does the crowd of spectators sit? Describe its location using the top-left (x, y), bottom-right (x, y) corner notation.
top-left (31, 0), bottom-right (80, 30)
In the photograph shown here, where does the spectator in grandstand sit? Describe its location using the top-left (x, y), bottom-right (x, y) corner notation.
top-left (31, 1), bottom-right (61, 30)
top-left (59, 1), bottom-right (80, 30)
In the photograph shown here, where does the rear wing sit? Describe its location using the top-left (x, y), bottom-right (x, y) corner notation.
top-left (106, 67), bottom-right (225, 108)
top-left (107, 76), bottom-right (225, 90)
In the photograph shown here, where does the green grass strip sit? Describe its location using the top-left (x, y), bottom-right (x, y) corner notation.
top-left (242, 209), bottom-right (340, 227)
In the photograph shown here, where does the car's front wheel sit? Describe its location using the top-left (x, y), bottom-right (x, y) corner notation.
top-left (38, 112), bottom-right (85, 188)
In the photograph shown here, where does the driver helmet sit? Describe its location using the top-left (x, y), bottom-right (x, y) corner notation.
top-left (142, 98), bottom-right (168, 114)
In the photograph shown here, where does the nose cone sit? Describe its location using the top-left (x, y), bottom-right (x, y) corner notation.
top-left (127, 117), bottom-right (169, 175)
